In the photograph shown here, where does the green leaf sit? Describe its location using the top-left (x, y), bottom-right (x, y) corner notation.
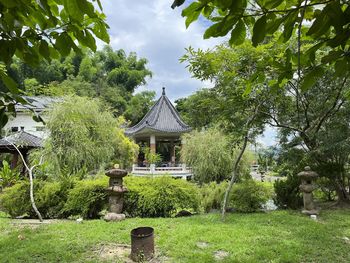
top-left (321, 50), bottom-right (343, 64)
top-left (182, 2), bottom-right (203, 28)
top-left (54, 33), bottom-right (72, 56)
top-left (264, 0), bottom-right (283, 9)
top-left (64, 0), bottom-right (84, 21)
top-left (0, 0), bottom-right (17, 8)
top-left (300, 67), bottom-right (324, 91)
top-left (39, 40), bottom-right (50, 59)
top-left (0, 108), bottom-right (9, 127)
top-left (92, 21), bottom-right (110, 43)
top-left (79, 29), bottom-right (97, 51)
top-left (203, 22), bottom-right (222, 39)
top-left (185, 9), bottom-right (201, 28)
top-left (229, 19), bottom-right (246, 46)
top-left (0, 73), bottom-right (19, 94)
top-left (266, 17), bottom-right (283, 34)
top-left (252, 15), bottom-right (266, 46)
top-left (334, 59), bottom-right (348, 77)
top-left (307, 9), bottom-right (330, 38)
top-left (282, 10), bottom-right (298, 42)
top-left (77, 0), bottom-right (97, 18)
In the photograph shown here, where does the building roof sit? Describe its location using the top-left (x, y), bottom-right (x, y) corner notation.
top-left (16, 96), bottom-right (59, 112)
top-left (0, 131), bottom-right (43, 152)
top-left (125, 88), bottom-right (191, 136)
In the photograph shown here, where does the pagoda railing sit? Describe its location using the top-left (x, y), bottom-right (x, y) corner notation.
top-left (131, 164), bottom-right (192, 179)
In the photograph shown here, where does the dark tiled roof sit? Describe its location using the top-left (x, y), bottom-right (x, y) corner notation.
top-left (16, 96), bottom-right (59, 112)
top-left (125, 88), bottom-right (191, 136)
top-left (0, 131), bottom-right (43, 150)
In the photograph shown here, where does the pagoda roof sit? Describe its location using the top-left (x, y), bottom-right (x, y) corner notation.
top-left (0, 131), bottom-right (43, 152)
top-left (125, 88), bottom-right (191, 136)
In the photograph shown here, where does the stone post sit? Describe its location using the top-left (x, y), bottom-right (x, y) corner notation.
top-left (104, 168), bottom-right (128, 222)
top-left (150, 135), bottom-right (156, 154)
top-left (297, 166), bottom-right (319, 215)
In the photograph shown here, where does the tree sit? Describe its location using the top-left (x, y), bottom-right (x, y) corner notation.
top-left (0, 0), bottom-right (110, 128)
top-left (175, 89), bottom-right (217, 129)
top-left (181, 128), bottom-right (251, 184)
top-left (183, 41), bottom-right (350, 203)
top-left (124, 91), bottom-right (156, 125)
top-left (10, 46), bottom-right (153, 117)
top-left (44, 96), bottom-right (138, 174)
top-left (6, 140), bottom-right (44, 222)
top-left (173, 0), bottom-right (350, 87)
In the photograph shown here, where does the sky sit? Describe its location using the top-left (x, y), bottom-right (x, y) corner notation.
top-left (100, 0), bottom-right (277, 146)
top-left (100, 0), bottom-right (220, 99)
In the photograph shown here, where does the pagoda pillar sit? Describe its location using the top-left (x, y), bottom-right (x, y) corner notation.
top-left (150, 134), bottom-right (156, 154)
top-left (170, 140), bottom-right (176, 165)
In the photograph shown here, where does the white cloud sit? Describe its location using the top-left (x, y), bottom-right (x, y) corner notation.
top-left (100, 0), bottom-right (222, 100)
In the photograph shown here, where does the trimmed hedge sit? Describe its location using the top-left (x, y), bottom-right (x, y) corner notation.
top-left (124, 176), bottom-right (200, 217)
top-left (0, 176), bottom-right (200, 219)
top-left (62, 177), bottom-right (108, 219)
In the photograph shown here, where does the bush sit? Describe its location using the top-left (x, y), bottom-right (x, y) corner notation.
top-left (0, 180), bottom-right (31, 217)
top-left (124, 176), bottom-right (200, 217)
top-left (1, 176), bottom-right (200, 219)
top-left (273, 174), bottom-right (303, 209)
top-left (230, 180), bottom-right (272, 212)
top-left (36, 179), bottom-right (75, 218)
top-left (199, 181), bottom-right (228, 213)
top-left (0, 179), bottom-right (75, 218)
top-left (0, 160), bottom-right (20, 189)
top-left (63, 177), bottom-right (108, 219)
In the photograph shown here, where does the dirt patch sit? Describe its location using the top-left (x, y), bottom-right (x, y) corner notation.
top-left (94, 244), bottom-right (133, 262)
top-left (91, 243), bottom-right (170, 262)
top-left (213, 250), bottom-right (229, 261)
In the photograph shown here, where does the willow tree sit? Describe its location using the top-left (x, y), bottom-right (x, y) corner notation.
top-left (45, 96), bottom-right (138, 175)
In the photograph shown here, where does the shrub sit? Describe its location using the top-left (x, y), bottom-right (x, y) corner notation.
top-left (199, 181), bottom-right (228, 213)
top-left (273, 174), bottom-right (303, 209)
top-left (124, 176), bottom-right (200, 217)
top-left (35, 179), bottom-right (75, 218)
top-left (63, 177), bottom-right (108, 219)
top-left (0, 160), bottom-right (20, 189)
top-left (1, 176), bottom-right (200, 219)
top-left (0, 179), bottom-right (75, 218)
top-left (230, 180), bottom-right (272, 212)
top-left (0, 180), bottom-right (31, 217)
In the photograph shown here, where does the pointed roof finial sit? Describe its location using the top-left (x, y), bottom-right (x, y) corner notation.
top-left (162, 87), bottom-right (166, 95)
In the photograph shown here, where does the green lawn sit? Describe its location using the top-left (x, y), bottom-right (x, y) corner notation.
top-left (0, 209), bottom-right (349, 263)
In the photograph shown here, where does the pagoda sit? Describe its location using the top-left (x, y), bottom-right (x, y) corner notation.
top-left (125, 87), bottom-right (192, 178)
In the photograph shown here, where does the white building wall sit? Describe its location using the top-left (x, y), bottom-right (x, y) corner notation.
top-left (3, 112), bottom-right (48, 138)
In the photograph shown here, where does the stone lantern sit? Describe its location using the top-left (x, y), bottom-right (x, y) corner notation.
top-left (297, 166), bottom-right (319, 215)
top-left (104, 168), bottom-right (128, 222)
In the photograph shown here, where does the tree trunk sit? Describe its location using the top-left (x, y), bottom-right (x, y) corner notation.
top-left (29, 168), bottom-right (43, 222)
top-left (221, 105), bottom-right (260, 220)
top-left (221, 134), bottom-right (249, 220)
top-left (335, 180), bottom-right (350, 204)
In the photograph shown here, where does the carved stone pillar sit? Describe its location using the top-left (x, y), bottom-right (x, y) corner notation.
top-left (104, 169), bottom-right (128, 222)
top-left (298, 166), bottom-right (319, 215)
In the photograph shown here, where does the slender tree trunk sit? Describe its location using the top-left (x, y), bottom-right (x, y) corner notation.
top-left (221, 105), bottom-right (261, 220)
top-left (221, 134), bottom-right (249, 219)
top-left (5, 139), bottom-right (43, 222)
top-left (28, 167), bottom-right (43, 222)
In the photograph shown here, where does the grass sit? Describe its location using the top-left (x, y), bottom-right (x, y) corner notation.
top-left (0, 209), bottom-right (350, 262)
